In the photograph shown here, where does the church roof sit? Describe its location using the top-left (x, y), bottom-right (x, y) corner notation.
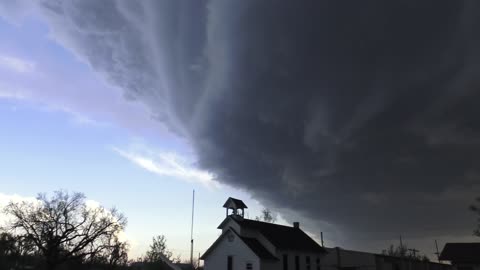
top-left (240, 236), bottom-right (278, 260)
top-left (439, 243), bottom-right (480, 263)
top-left (230, 218), bottom-right (326, 253)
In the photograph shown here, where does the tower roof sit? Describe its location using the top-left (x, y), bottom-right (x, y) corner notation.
top-left (223, 197), bottom-right (248, 209)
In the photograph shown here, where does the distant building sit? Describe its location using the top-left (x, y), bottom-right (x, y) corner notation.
top-left (375, 253), bottom-right (451, 270)
top-left (322, 247), bottom-right (377, 270)
top-left (201, 197), bottom-right (327, 270)
top-left (130, 252), bottom-right (187, 270)
top-left (321, 248), bottom-right (451, 270)
top-left (439, 243), bottom-right (480, 270)
top-left (175, 262), bottom-right (196, 270)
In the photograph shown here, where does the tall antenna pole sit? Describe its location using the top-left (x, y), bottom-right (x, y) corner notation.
top-left (434, 240), bottom-right (440, 262)
top-left (190, 190), bottom-right (195, 266)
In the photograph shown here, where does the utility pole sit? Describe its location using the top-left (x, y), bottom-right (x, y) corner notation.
top-left (190, 190), bottom-right (195, 267)
top-left (408, 248), bottom-right (419, 257)
top-left (434, 240), bottom-right (440, 262)
top-left (321, 232), bottom-right (324, 247)
top-left (399, 235), bottom-right (404, 256)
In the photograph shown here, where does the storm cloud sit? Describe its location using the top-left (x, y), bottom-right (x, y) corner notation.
top-left (9, 0), bottom-right (480, 252)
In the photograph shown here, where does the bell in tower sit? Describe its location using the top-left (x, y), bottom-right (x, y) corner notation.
top-left (223, 197), bottom-right (248, 218)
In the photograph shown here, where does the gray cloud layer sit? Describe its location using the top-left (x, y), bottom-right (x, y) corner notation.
top-left (8, 0), bottom-right (480, 251)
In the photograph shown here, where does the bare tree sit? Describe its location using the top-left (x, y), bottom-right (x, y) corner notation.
top-left (108, 236), bottom-right (129, 267)
top-left (0, 232), bottom-right (38, 269)
top-left (3, 190), bottom-right (127, 270)
top-left (0, 232), bottom-right (18, 268)
top-left (470, 197), bottom-right (480, 236)
top-left (255, 208), bottom-right (277, 223)
top-left (382, 244), bottom-right (429, 261)
top-left (144, 235), bottom-right (172, 263)
top-left (171, 253), bottom-right (182, 264)
top-left (382, 244), bottom-right (408, 257)
top-left (91, 235), bottom-right (129, 268)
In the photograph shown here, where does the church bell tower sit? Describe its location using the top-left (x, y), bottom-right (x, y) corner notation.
top-left (223, 197), bottom-right (248, 218)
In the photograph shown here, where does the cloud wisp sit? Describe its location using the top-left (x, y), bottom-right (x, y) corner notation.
top-left (113, 147), bottom-right (217, 188)
top-left (0, 54), bottom-right (35, 73)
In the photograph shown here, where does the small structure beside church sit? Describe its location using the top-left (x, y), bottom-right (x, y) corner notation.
top-left (201, 197), bottom-right (326, 270)
top-left (439, 243), bottom-right (480, 270)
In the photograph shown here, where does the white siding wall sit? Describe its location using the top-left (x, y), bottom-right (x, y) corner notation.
top-left (203, 231), bottom-right (260, 270)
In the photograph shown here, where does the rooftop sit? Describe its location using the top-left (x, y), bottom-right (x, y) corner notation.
top-left (439, 243), bottom-right (480, 263)
top-left (233, 218), bottom-right (326, 253)
top-left (240, 236), bottom-right (278, 260)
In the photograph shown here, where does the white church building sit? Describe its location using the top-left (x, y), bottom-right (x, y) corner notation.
top-left (200, 197), bottom-right (326, 270)
top-left (200, 198), bottom-right (455, 270)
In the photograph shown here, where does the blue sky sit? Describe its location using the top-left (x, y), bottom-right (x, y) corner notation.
top-left (0, 14), bottom-right (270, 259)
